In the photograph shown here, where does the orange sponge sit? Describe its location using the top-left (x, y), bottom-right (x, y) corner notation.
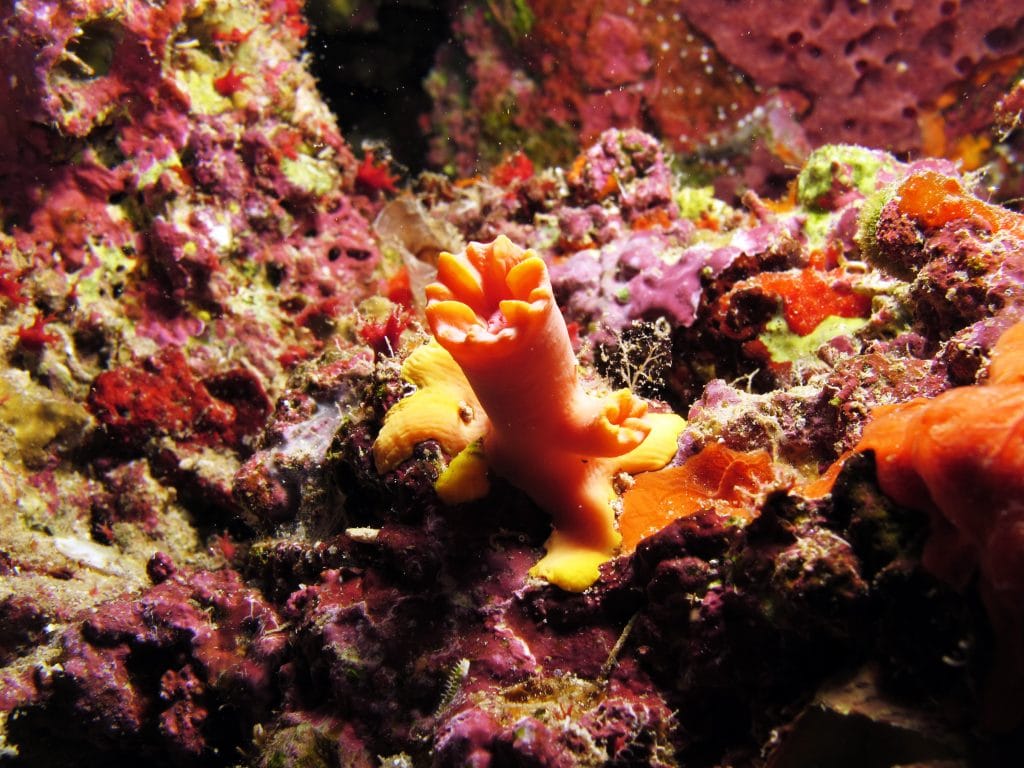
top-left (618, 444), bottom-right (774, 553)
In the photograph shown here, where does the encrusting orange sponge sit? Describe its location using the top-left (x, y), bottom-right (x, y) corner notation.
top-left (618, 444), bottom-right (774, 553)
top-left (424, 235), bottom-right (685, 591)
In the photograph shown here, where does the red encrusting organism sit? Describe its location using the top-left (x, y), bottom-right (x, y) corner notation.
top-left (263, 0), bottom-right (308, 38)
top-left (384, 265), bottom-right (413, 309)
top-left (355, 151), bottom-right (399, 194)
top-left (213, 67), bottom-right (247, 97)
top-left (748, 267), bottom-right (872, 336)
top-left (490, 151), bottom-right (534, 188)
top-left (211, 27), bottom-right (253, 46)
top-left (87, 347), bottom-right (269, 450)
top-left (0, 267), bottom-right (28, 306)
top-left (17, 314), bottom-right (60, 350)
top-left (275, 129), bottom-right (302, 161)
top-left (896, 170), bottom-right (1024, 238)
top-left (357, 308), bottom-right (409, 358)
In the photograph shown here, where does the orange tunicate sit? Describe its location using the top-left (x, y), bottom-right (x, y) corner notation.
top-left (618, 444), bottom-right (775, 553)
top-left (748, 268), bottom-right (871, 336)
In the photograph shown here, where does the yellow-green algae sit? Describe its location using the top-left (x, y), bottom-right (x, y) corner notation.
top-left (0, 370), bottom-right (91, 466)
top-left (796, 144), bottom-right (895, 212)
top-left (759, 313), bottom-right (870, 364)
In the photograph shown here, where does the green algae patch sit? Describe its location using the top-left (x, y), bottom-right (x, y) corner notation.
top-left (856, 184), bottom-right (908, 273)
top-left (797, 145), bottom-right (895, 212)
top-left (676, 185), bottom-right (735, 223)
top-left (802, 210), bottom-right (835, 250)
top-left (486, 0), bottom-right (536, 38)
top-left (760, 313), bottom-right (870, 364)
top-left (136, 149), bottom-right (186, 189)
top-left (178, 68), bottom-right (234, 116)
top-left (281, 154), bottom-right (337, 196)
top-left (76, 241), bottom-right (138, 310)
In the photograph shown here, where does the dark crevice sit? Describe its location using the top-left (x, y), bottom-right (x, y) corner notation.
top-left (306, 0), bottom-right (455, 173)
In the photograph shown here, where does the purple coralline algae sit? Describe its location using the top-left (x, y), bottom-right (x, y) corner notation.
top-left (27, 565), bottom-right (285, 762)
top-left (425, 0), bottom-right (1024, 196)
top-left (680, 0), bottom-right (1024, 152)
top-left (550, 207), bottom-right (800, 349)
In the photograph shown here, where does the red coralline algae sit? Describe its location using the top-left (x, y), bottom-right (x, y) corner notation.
top-left (0, 0), bottom-right (172, 143)
top-left (565, 129), bottom-right (676, 218)
top-left (87, 346), bottom-right (270, 450)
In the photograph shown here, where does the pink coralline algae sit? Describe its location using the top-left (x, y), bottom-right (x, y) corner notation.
top-left (5, 0), bottom-right (1024, 764)
top-left (679, 0), bottom-right (1024, 154)
top-left (47, 567), bottom-right (284, 761)
top-left (1, 0), bottom-right (381, 366)
top-left (565, 129), bottom-right (677, 216)
top-left (551, 209), bottom-right (798, 345)
top-left (425, 0), bottom-right (760, 174)
top-left (0, 0), bottom-right (390, 526)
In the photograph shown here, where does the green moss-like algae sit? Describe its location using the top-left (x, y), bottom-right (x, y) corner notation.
top-left (797, 144), bottom-right (895, 212)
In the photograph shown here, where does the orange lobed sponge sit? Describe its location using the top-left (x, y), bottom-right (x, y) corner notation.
top-left (425, 235), bottom-right (685, 591)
